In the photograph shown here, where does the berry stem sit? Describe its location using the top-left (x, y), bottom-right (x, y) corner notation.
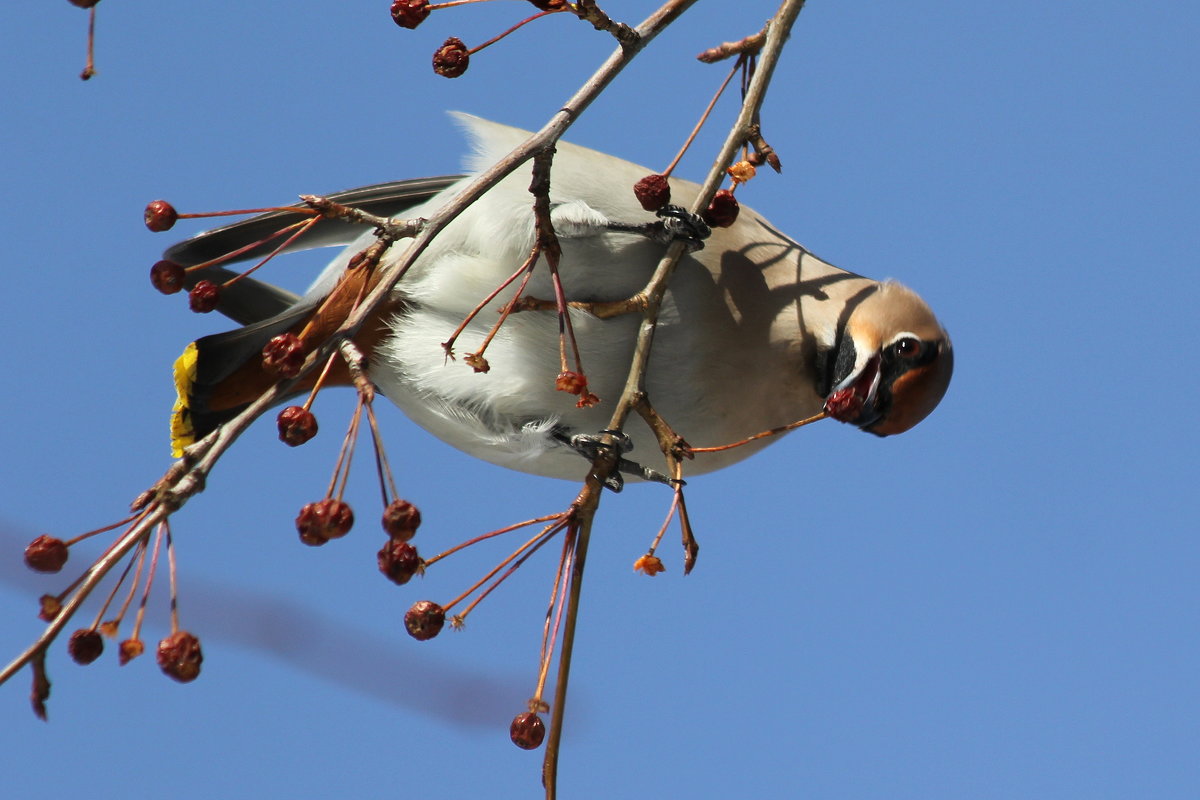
top-left (452, 517), bottom-right (566, 624)
top-left (221, 215), bottom-right (322, 289)
top-left (442, 517), bottom-right (567, 614)
top-left (661, 56), bottom-right (742, 178)
top-left (468, 9), bottom-right (564, 56)
top-left (423, 513), bottom-right (568, 568)
top-left (129, 523), bottom-right (167, 645)
top-left (532, 526), bottom-right (576, 707)
top-left (165, 522), bottom-right (181, 635)
top-left (689, 410), bottom-right (827, 453)
top-left (442, 243), bottom-right (539, 359)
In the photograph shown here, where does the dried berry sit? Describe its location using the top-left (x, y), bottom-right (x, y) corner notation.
top-left (823, 387), bottom-right (864, 423)
top-left (118, 638), bottom-right (145, 665)
top-left (726, 160), bottom-right (757, 185)
top-left (150, 260), bottom-right (186, 295)
top-left (527, 0), bottom-right (567, 9)
top-left (24, 535), bottom-right (69, 573)
top-left (390, 0), bottom-right (430, 28)
top-left (38, 594), bottom-right (63, 622)
top-left (188, 280), bottom-right (221, 313)
top-left (633, 174), bottom-right (671, 211)
top-left (262, 333), bottom-right (305, 378)
top-left (378, 540), bottom-right (422, 586)
top-left (463, 352), bottom-right (490, 373)
top-left (295, 499), bottom-right (355, 546)
top-left (69, 0), bottom-right (101, 7)
top-left (144, 199), bottom-right (178, 232)
top-left (702, 189), bottom-right (740, 228)
top-left (157, 631), bottom-right (203, 682)
top-left (510, 711), bottom-right (546, 750)
top-left (555, 370), bottom-right (586, 395)
top-left (277, 406), bottom-right (318, 446)
top-left (382, 499), bottom-right (422, 541)
top-left (404, 600), bottom-right (445, 641)
top-left (433, 37), bottom-right (470, 78)
top-left (633, 554), bottom-right (666, 576)
top-left (68, 629), bottom-right (104, 665)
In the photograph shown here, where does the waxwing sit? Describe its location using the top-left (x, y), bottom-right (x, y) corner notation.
top-left (166, 115), bottom-right (953, 479)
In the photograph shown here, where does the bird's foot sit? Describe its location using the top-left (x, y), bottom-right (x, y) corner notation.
top-left (558, 429), bottom-right (682, 492)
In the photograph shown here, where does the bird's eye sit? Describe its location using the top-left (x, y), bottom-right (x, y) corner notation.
top-left (893, 337), bottom-right (923, 359)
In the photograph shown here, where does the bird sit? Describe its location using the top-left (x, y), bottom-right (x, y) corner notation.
top-left (166, 114), bottom-right (953, 482)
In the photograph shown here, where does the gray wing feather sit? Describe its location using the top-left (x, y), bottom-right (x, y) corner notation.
top-left (165, 176), bottom-right (463, 325)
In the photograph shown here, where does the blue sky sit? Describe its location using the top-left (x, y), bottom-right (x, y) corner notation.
top-left (2, 2), bottom-right (1197, 797)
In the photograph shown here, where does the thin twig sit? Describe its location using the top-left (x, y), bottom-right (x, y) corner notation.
top-left (541, 1), bottom-right (808, 794)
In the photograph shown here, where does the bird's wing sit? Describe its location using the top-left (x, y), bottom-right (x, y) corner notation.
top-left (164, 176), bottom-right (464, 325)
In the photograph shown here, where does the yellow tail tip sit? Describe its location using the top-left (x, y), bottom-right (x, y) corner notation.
top-left (170, 342), bottom-right (199, 458)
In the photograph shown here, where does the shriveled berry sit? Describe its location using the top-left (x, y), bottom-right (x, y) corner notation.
top-left (38, 594), bottom-right (63, 622)
top-left (150, 260), bottom-right (186, 294)
top-left (390, 0), bottom-right (430, 28)
top-left (157, 630), bottom-right (203, 682)
top-left (262, 332), bottom-right (305, 378)
top-left (703, 189), bottom-right (740, 228)
top-left (555, 370), bottom-right (586, 395)
top-left (382, 499), bottom-right (422, 541)
top-left (144, 199), bottom-right (178, 232)
top-left (633, 174), bottom-right (671, 211)
top-left (188, 280), bottom-right (221, 313)
top-left (119, 638), bottom-right (145, 665)
top-left (378, 540), bottom-right (422, 586)
top-left (510, 711), bottom-right (546, 750)
top-left (295, 499), bottom-right (355, 546)
top-left (404, 600), bottom-right (445, 641)
top-left (433, 37), bottom-right (470, 78)
top-left (823, 387), bottom-right (864, 423)
top-left (68, 629), bottom-right (104, 665)
top-left (527, 0), bottom-right (567, 9)
top-left (24, 535), bottom-right (69, 573)
top-left (69, 0), bottom-right (101, 7)
top-left (277, 406), bottom-right (318, 446)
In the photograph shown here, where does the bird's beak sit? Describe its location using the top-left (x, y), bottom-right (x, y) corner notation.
top-left (824, 353), bottom-right (883, 428)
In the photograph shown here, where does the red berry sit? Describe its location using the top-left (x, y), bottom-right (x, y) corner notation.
top-left (633, 174), bottom-right (671, 211)
top-left (188, 280), bottom-right (221, 313)
top-left (702, 189), bottom-right (740, 228)
top-left (262, 333), bottom-right (306, 378)
top-left (527, 0), bottom-right (567, 9)
top-left (157, 631), bottom-right (203, 682)
top-left (382, 499), bottom-right (421, 541)
top-left (295, 499), bottom-right (355, 546)
top-left (390, 0), bottom-right (430, 28)
top-left (510, 711), bottom-right (546, 750)
top-left (433, 37), bottom-right (470, 78)
top-left (404, 600), bottom-right (445, 641)
top-left (823, 387), bottom-right (864, 423)
top-left (150, 260), bottom-right (186, 295)
top-left (68, 629), bottom-right (104, 665)
top-left (69, 0), bottom-right (101, 7)
top-left (378, 540), bottom-right (422, 586)
top-left (144, 200), bottom-right (178, 232)
top-left (24, 535), bottom-right (69, 573)
top-left (277, 406), bottom-right (318, 446)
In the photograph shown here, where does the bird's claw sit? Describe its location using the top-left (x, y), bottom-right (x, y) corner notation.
top-left (653, 205), bottom-right (711, 252)
top-left (559, 430), bottom-right (682, 492)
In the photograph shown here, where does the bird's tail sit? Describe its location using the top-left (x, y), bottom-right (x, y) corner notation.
top-left (170, 302), bottom-right (320, 457)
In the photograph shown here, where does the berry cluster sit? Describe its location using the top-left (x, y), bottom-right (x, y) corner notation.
top-left (23, 516), bottom-right (205, 692)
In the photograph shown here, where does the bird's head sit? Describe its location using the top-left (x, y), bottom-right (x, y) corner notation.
top-left (824, 281), bottom-right (953, 436)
